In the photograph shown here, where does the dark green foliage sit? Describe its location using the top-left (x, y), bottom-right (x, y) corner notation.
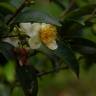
top-left (63, 4), bottom-right (96, 20)
top-left (50, 0), bottom-right (66, 9)
top-left (38, 40), bottom-right (79, 77)
top-left (0, 2), bottom-right (15, 16)
top-left (65, 37), bottom-right (96, 55)
top-left (0, 20), bottom-right (9, 37)
top-left (0, 0), bottom-right (96, 96)
top-left (16, 64), bottom-right (38, 96)
top-left (0, 53), bottom-right (7, 66)
top-left (0, 42), bottom-right (15, 60)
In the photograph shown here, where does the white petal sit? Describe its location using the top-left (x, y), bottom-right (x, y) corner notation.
top-left (20, 23), bottom-right (32, 33)
top-left (20, 23), bottom-right (41, 37)
top-left (28, 36), bottom-right (41, 49)
top-left (3, 38), bottom-right (18, 47)
top-left (31, 23), bottom-right (41, 33)
top-left (30, 23), bottom-right (41, 37)
top-left (46, 40), bottom-right (58, 50)
top-left (41, 23), bottom-right (49, 29)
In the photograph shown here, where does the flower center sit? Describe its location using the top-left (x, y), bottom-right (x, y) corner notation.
top-left (39, 24), bottom-right (57, 45)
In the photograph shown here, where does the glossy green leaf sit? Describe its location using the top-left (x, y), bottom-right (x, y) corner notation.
top-left (14, 9), bottom-right (61, 26)
top-left (40, 40), bottom-right (79, 77)
top-left (54, 41), bottom-right (79, 77)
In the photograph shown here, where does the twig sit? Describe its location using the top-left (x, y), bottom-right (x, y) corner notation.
top-left (0, 35), bottom-right (19, 38)
top-left (7, 0), bottom-right (34, 25)
top-left (60, 0), bottom-right (75, 20)
top-left (7, 1), bottom-right (25, 25)
top-left (84, 8), bottom-right (96, 22)
top-left (0, 34), bottom-right (29, 38)
top-left (50, 0), bottom-right (65, 10)
top-left (37, 66), bottom-right (68, 77)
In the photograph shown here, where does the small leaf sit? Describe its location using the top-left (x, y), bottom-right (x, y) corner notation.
top-left (14, 9), bottom-right (61, 26)
top-left (16, 64), bottom-right (38, 96)
top-left (4, 61), bottom-right (16, 82)
top-left (11, 87), bottom-right (25, 96)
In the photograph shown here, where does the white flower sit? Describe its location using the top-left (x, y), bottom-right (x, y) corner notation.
top-left (20, 23), bottom-right (58, 50)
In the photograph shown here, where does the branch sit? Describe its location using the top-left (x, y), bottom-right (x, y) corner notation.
top-left (7, 1), bottom-right (25, 25)
top-left (37, 66), bottom-right (68, 77)
top-left (7, 0), bottom-right (34, 25)
top-left (0, 35), bottom-right (19, 38)
top-left (0, 34), bottom-right (29, 38)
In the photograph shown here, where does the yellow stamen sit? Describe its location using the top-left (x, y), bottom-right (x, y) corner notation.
top-left (40, 24), bottom-right (57, 45)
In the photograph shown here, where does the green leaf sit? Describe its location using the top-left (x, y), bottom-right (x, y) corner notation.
top-left (66, 37), bottom-right (96, 55)
top-left (4, 61), bottom-right (16, 82)
top-left (0, 20), bottom-right (9, 37)
top-left (0, 83), bottom-right (11, 96)
top-left (60, 4), bottom-right (96, 37)
top-left (64, 4), bottom-right (96, 20)
top-left (0, 42), bottom-right (15, 60)
top-left (59, 21), bottom-right (83, 38)
top-left (40, 40), bottom-right (79, 77)
top-left (54, 41), bottom-right (79, 77)
top-left (16, 64), bottom-right (38, 96)
top-left (14, 9), bottom-right (61, 26)
top-left (10, 0), bottom-right (24, 8)
top-left (83, 54), bottom-right (96, 70)
top-left (0, 2), bottom-right (16, 15)
top-left (11, 87), bottom-right (25, 96)
top-left (51, 0), bottom-right (66, 9)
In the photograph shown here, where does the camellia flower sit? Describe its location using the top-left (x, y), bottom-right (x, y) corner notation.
top-left (20, 23), bottom-right (58, 50)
